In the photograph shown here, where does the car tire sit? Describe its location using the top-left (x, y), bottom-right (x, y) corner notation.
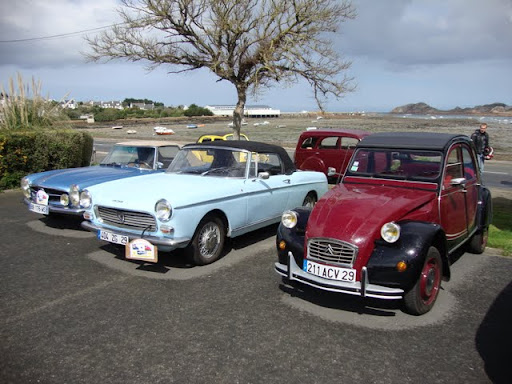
top-left (403, 247), bottom-right (443, 315)
top-left (302, 192), bottom-right (317, 208)
top-left (186, 214), bottom-right (226, 265)
top-left (467, 227), bottom-right (488, 254)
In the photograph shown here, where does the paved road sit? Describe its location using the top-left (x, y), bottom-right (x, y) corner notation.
top-left (93, 139), bottom-right (512, 191)
top-left (1, 190), bottom-right (511, 383)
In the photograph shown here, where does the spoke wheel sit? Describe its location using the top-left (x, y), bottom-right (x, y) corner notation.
top-left (404, 247), bottom-right (442, 315)
top-left (186, 215), bottom-right (225, 265)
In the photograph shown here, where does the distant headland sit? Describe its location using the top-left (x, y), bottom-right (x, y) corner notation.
top-left (390, 102), bottom-right (512, 116)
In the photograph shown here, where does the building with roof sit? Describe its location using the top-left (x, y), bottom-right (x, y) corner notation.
top-left (205, 105), bottom-right (280, 118)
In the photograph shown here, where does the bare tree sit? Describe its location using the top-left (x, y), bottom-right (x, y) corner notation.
top-left (86, 0), bottom-right (356, 138)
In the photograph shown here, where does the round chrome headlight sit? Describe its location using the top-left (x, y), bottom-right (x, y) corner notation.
top-left (70, 184), bottom-right (80, 206)
top-left (381, 222), bottom-right (401, 243)
top-left (60, 193), bottom-right (70, 206)
top-left (155, 199), bottom-right (172, 222)
top-left (21, 177), bottom-right (30, 198)
top-left (281, 210), bottom-right (298, 229)
top-left (80, 190), bottom-right (92, 209)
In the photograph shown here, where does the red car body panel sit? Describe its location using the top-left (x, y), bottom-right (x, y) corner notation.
top-left (294, 129), bottom-right (371, 179)
top-left (306, 180), bottom-right (438, 279)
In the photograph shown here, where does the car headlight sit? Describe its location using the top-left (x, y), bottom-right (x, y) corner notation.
top-left (381, 222), bottom-right (400, 243)
top-left (281, 210), bottom-right (298, 229)
top-left (21, 177), bottom-right (31, 198)
top-left (155, 199), bottom-right (172, 222)
top-left (80, 190), bottom-right (92, 209)
top-left (70, 184), bottom-right (80, 206)
top-left (60, 193), bottom-right (70, 206)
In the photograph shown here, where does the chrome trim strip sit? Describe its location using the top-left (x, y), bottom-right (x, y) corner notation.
top-left (24, 197), bottom-right (85, 216)
top-left (275, 252), bottom-right (403, 300)
top-left (81, 220), bottom-right (191, 248)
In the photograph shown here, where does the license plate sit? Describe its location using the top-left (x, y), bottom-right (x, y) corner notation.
top-left (29, 203), bottom-right (49, 215)
top-left (303, 260), bottom-right (356, 282)
top-left (98, 230), bottom-right (129, 245)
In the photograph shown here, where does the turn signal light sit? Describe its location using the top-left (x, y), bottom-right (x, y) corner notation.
top-left (278, 240), bottom-right (286, 250)
top-left (396, 261), bottom-right (407, 272)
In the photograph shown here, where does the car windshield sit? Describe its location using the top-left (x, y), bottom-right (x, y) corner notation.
top-left (346, 149), bottom-right (442, 180)
top-left (167, 147), bottom-right (248, 177)
top-left (101, 146), bottom-right (156, 168)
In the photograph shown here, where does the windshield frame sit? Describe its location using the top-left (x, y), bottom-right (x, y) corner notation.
top-left (344, 148), bottom-right (444, 182)
top-left (100, 145), bottom-right (157, 169)
top-left (166, 145), bottom-right (252, 178)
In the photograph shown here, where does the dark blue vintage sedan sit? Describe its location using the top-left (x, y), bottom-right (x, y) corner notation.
top-left (21, 140), bottom-right (181, 216)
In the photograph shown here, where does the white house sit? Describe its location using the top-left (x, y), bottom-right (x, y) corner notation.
top-left (130, 102), bottom-right (154, 110)
top-left (60, 99), bottom-right (77, 109)
top-left (205, 104), bottom-right (280, 118)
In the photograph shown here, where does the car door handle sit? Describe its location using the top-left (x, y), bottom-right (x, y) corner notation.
top-left (283, 179), bottom-right (291, 184)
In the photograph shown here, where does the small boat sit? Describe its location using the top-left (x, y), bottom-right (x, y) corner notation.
top-left (154, 126), bottom-right (175, 135)
top-left (127, 130), bottom-right (137, 134)
top-left (112, 125), bottom-right (123, 129)
top-left (187, 124), bottom-right (198, 129)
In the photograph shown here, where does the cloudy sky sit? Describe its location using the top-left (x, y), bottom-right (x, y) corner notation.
top-left (1, 0), bottom-right (511, 112)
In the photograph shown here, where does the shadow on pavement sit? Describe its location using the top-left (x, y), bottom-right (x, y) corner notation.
top-left (97, 223), bottom-right (278, 272)
top-left (475, 280), bottom-right (512, 384)
top-left (278, 279), bottom-right (404, 317)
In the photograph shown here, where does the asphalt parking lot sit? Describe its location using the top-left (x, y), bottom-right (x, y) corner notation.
top-left (1, 190), bottom-right (511, 384)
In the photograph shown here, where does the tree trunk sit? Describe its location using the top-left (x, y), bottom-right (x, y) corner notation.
top-left (233, 89), bottom-right (247, 140)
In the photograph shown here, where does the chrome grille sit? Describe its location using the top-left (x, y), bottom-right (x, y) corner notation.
top-left (96, 206), bottom-right (157, 232)
top-left (30, 186), bottom-right (65, 203)
top-left (307, 238), bottom-right (357, 267)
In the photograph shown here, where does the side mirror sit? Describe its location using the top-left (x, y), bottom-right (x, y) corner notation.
top-left (156, 161), bottom-right (164, 169)
top-left (327, 167), bottom-right (336, 176)
top-left (258, 172), bottom-right (270, 180)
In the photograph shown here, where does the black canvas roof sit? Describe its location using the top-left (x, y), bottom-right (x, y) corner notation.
top-left (184, 140), bottom-right (296, 173)
top-left (358, 132), bottom-right (470, 151)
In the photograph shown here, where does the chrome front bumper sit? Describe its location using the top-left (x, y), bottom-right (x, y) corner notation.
top-left (24, 197), bottom-right (85, 216)
top-left (275, 252), bottom-right (404, 300)
top-left (81, 220), bottom-right (191, 249)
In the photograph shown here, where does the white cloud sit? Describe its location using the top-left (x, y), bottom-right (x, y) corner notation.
top-left (0, 0), bottom-right (119, 67)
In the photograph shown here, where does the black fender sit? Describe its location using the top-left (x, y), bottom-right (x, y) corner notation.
top-left (276, 207), bottom-right (312, 265)
top-left (367, 221), bottom-right (450, 293)
top-left (476, 187), bottom-right (492, 229)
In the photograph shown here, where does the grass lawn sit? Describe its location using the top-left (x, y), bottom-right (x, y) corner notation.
top-left (489, 195), bottom-right (512, 256)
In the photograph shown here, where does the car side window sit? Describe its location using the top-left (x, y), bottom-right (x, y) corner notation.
top-left (260, 153), bottom-right (283, 175)
top-left (461, 145), bottom-right (477, 181)
top-left (158, 146), bottom-right (180, 168)
top-left (444, 146), bottom-right (462, 188)
top-left (318, 136), bottom-right (339, 150)
top-left (300, 137), bottom-right (318, 149)
top-left (341, 137), bottom-right (359, 149)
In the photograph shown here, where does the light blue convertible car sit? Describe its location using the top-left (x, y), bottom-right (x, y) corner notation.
top-left (81, 141), bottom-right (328, 265)
top-left (21, 141), bottom-right (181, 216)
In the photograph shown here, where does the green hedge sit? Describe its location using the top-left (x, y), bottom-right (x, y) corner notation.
top-left (0, 130), bottom-right (94, 190)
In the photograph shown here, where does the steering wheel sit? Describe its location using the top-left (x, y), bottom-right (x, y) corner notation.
top-left (127, 160), bottom-right (152, 169)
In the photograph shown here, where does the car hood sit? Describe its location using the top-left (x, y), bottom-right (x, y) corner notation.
top-left (27, 166), bottom-right (154, 191)
top-left (86, 173), bottom-right (245, 212)
top-left (306, 182), bottom-right (437, 245)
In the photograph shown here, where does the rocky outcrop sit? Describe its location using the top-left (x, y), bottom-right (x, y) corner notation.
top-left (390, 102), bottom-right (512, 115)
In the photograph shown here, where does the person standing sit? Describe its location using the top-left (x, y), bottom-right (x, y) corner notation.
top-left (471, 122), bottom-right (490, 172)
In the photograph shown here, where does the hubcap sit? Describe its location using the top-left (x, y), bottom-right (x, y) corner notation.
top-left (198, 223), bottom-right (221, 259)
top-left (420, 258), bottom-right (440, 305)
